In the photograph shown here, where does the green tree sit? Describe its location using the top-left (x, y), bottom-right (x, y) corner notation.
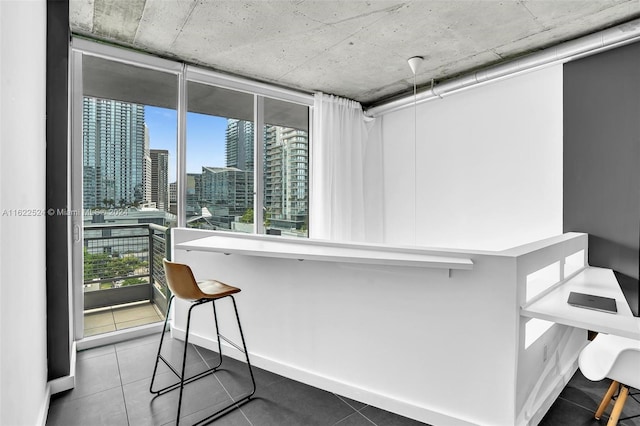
top-left (239, 208), bottom-right (254, 224)
top-left (264, 210), bottom-right (271, 227)
top-left (84, 249), bottom-right (147, 283)
top-left (122, 277), bottom-right (146, 286)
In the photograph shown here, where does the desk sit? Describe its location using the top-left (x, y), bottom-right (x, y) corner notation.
top-left (521, 267), bottom-right (640, 339)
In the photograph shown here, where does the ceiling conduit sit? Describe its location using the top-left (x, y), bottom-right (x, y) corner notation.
top-left (366, 18), bottom-right (640, 117)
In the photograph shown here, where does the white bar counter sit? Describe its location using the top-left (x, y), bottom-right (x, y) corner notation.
top-left (170, 230), bottom-right (595, 426)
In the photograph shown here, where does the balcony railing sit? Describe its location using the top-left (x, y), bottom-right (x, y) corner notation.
top-left (83, 223), bottom-right (170, 315)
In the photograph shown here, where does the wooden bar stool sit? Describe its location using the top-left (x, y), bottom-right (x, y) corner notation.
top-left (149, 258), bottom-right (256, 425)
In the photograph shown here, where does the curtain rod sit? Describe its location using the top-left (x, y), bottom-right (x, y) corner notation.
top-left (366, 18), bottom-right (640, 117)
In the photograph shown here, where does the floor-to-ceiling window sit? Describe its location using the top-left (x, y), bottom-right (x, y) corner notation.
top-left (184, 81), bottom-right (310, 236)
top-left (71, 39), bottom-right (312, 344)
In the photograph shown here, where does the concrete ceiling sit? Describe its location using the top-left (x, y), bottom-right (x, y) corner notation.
top-left (69, 0), bottom-right (640, 107)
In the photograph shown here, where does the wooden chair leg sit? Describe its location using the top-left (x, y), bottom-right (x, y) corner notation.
top-left (596, 380), bottom-right (619, 420)
top-left (607, 385), bottom-right (629, 426)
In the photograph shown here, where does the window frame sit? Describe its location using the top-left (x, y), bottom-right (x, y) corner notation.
top-left (72, 37), bottom-right (314, 234)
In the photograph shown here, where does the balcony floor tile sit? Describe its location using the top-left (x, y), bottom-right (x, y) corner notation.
top-left (84, 324), bottom-right (117, 337)
top-left (84, 310), bottom-right (115, 329)
top-left (112, 303), bottom-right (162, 323)
top-left (83, 301), bottom-right (163, 337)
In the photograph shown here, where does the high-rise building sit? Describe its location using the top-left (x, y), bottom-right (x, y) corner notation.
top-left (225, 119), bottom-right (254, 171)
top-left (150, 149), bottom-right (169, 211)
top-left (169, 181), bottom-right (177, 215)
top-left (143, 124), bottom-right (152, 205)
top-left (82, 97), bottom-right (145, 209)
top-left (186, 173), bottom-right (202, 217)
top-left (264, 126), bottom-right (308, 231)
top-left (201, 166), bottom-right (253, 212)
top-left (198, 166), bottom-right (253, 230)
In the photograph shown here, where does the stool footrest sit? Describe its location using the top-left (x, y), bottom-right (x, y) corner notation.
top-left (151, 355), bottom-right (219, 396)
top-left (218, 332), bottom-right (245, 354)
top-left (192, 393), bottom-right (253, 426)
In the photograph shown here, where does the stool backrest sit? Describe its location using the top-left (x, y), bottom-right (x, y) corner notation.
top-left (163, 258), bottom-right (203, 300)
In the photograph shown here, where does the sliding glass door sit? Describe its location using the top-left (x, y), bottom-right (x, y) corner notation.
top-left (71, 39), bottom-right (312, 342)
top-left (71, 44), bottom-right (180, 339)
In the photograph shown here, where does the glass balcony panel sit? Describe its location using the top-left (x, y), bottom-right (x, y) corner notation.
top-left (82, 223), bottom-right (170, 336)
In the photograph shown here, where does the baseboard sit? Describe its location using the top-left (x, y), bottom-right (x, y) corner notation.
top-left (77, 322), bottom-right (164, 351)
top-left (43, 343), bottom-right (77, 425)
top-left (37, 383), bottom-right (51, 426)
top-left (48, 341), bottom-right (76, 395)
top-left (170, 326), bottom-right (481, 426)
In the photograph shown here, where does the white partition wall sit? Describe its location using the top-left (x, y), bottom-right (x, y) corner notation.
top-left (381, 65), bottom-right (563, 250)
top-left (171, 228), bottom-right (588, 426)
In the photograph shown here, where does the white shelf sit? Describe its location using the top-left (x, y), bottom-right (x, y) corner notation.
top-left (176, 233), bottom-right (474, 271)
top-left (521, 267), bottom-right (640, 339)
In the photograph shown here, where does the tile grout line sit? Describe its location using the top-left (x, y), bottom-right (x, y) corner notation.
top-left (113, 345), bottom-right (132, 426)
top-left (333, 393), bottom-right (377, 426)
top-left (334, 393), bottom-right (369, 412)
top-left (556, 395), bottom-right (616, 422)
top-left (52, 350), bottom-right (123, 406)
top-left (559, 392), bottom-right (640, 425)
top-left (193, 344), bottom-right (254, 425)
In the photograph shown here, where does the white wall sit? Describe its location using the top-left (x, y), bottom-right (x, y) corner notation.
top-left (382, 66), bottom-right (563, 250)
top-left (0, 1), bottom-right (49, 425)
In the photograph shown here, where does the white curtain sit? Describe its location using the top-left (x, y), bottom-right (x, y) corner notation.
top-left (310, 92), bottom-right (383, 242)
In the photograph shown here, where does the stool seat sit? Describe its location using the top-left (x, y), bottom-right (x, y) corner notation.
top-left (197, 280), bottom-right (241, 300)
top-left (162, 259), bottom-right (241, 301)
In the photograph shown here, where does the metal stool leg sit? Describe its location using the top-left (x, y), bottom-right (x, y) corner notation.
top-left (230, 295), bottom-right (257, 397)
top-left (150, 299), bottom-right (223, 396)
top-left (189, 296), bottom-right (256, 426)
top-left (210, 300), bottom-right (223, 369)
top-left (150, 295), bottom-right (174, 393)
top-left (175, 302), bottom-right (197, 425)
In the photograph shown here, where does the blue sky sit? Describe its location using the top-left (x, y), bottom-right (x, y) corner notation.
top-left (144, 106), bottom-right (227, 182)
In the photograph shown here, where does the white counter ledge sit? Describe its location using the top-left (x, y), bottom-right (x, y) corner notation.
top-left (175, 231), bottom-right (474, 271)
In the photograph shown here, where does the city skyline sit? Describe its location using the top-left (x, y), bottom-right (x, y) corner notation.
top-left (83, 98), bottom-right (309, 234)
top-left (144, 105), bottom-right (228, 183)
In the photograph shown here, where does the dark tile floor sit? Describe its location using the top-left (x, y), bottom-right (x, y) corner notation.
top-left (47, 332), bottom-right (640, 426)
top-left (540, 371), bottom-right (640, 426)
